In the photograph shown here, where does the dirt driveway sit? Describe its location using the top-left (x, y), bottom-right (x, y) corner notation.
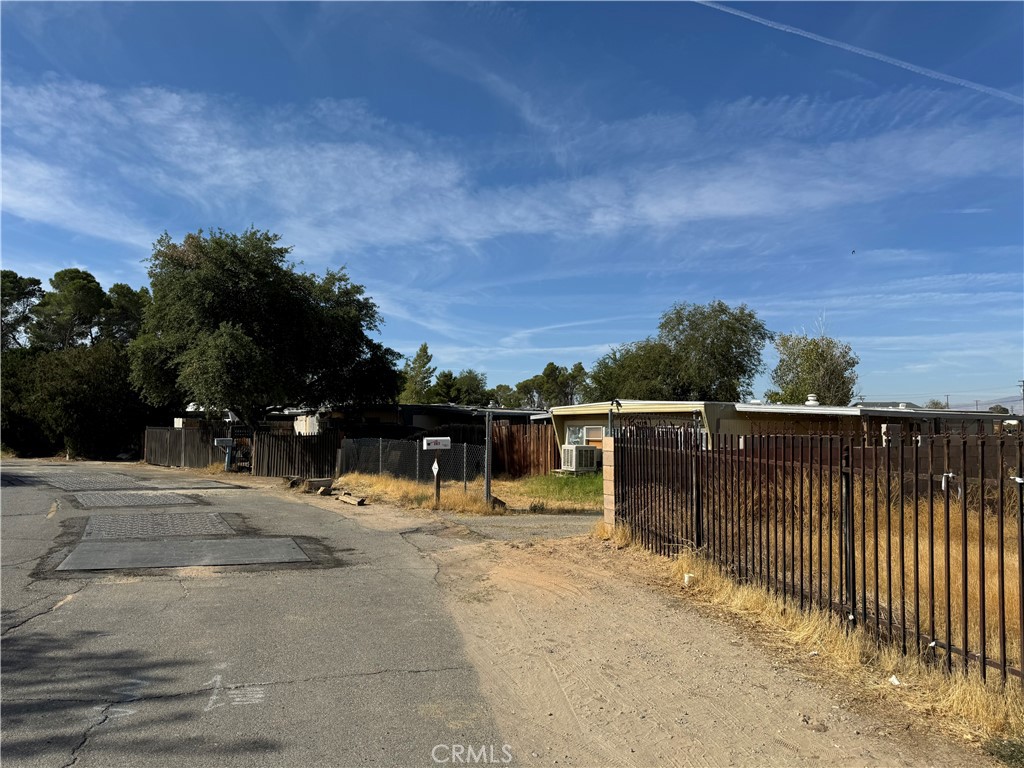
top-left (431, 534), bottom-right (994, 767)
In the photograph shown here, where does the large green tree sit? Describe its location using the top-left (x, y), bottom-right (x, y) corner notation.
top-left (586, 301), bottom-right (772, 402)
top-left (428, 370), bottom-right (459, 404)
top-left (489, 383), bottom-right (522, 408)
top-left (765, 333), bottom-right (860, 406)
top-left (0, 348), bottom-right (58, 455)
top-left (1, 270), bottom-right (43, 351)
top-left (584, 340), bottom-right (679, 401)
top-left (99, 283), bottom-right (152, 344)
top-left (657, 301), bottom-right (772, 401)
top-left (27, 268), bottom-right (107, 350)
top-left (453, 368), bottom-right (489, 406)
top-left (29, 342), bottom-right (152, 457)
top-left (2, 269), bottom-right (160, 457)
top-left (512, 361), bottom-right (588, 408)
top-left (129, 228), bottom-right (401, 425)
top-left (399, 343), bottom-right (436, 404)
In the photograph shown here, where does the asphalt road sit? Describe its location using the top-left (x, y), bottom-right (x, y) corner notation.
top-left (1, 459), bottom-right (560, 768)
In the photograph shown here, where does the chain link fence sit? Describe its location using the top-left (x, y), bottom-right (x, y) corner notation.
top-left (337, 438), bottom-right (486, 485)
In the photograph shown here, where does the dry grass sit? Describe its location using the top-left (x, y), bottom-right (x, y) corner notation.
top-left (333, 471), bottom-right (601, 515)
top-left (747, 471), bottom-right (1023, 680)
top-left (594, 521), bottom-right (1024, 753)
top-left (637, 466), bottom-right (1022, 681)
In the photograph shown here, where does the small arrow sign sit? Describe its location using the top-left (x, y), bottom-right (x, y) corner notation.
top-left (432, 458), bottom-right (440, 477)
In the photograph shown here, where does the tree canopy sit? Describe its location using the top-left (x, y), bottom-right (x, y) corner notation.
top-left (27, 268), bottom-right (107, 350)
top-left (453, 369), bottom-right (489, 406)
top-left (585, 340), bottom-right (678, 401)
top-left (1, 268), bottom-right (162, 458)
top-left (129, 228), bottom-right (401, 425)
top-left (99, 283), bottom-right (152, 345)
top-left (1, 270), bottom-right (43, 351)
top-left (765, 333), bottom-right (860, 406)
top-left (399, 343), bottom-right (436, 404)
top-left (428, 370), bottom-right (459, 404)
top-left (586, 301), bottom-right (772, 402)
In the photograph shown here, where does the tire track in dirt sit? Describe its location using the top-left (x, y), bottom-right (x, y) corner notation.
top-left (434, 538), bottom-right (998, 767)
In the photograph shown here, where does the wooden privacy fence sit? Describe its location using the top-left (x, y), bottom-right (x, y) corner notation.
top-left (615, 426), bottom-right (1024, 686)
top-left (251, 431), bottom-right (344, 478)
top-left (492, 422), bottom-right (559, 477)
top-left (144, 427), bottom-right (225, 468)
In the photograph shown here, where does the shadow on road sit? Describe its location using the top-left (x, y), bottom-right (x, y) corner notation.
top-left (1, 628), bottom-right (282, 762)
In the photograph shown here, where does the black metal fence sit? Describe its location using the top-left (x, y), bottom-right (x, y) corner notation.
top-left (614, 426), bottom-right (1024, 685)
top-left (338, 438), bottom-right (486, 485)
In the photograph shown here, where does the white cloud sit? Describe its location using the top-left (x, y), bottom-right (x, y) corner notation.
top-left (1, 152), bottom-right (155, 248)
top-left (2, 78), bottom-right (1020, 266)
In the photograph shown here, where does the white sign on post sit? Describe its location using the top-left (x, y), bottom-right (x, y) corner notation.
top-left (423, 437), bottom-right (452, 450)
top-left (432, 459), bottom-right (440, 477)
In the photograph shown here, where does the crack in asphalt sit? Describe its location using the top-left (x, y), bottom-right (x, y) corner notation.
top-left (60, 703), bottom-right (112, 768)
top-left (1, 588), bottom-right (70, 614)
top-left (1, 585), bottom-right (86, 637)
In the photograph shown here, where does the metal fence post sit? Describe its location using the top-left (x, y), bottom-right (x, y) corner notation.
top-left (378, 438), bottom-right (383, 476)
top-left (693, 452), bottom-right (704, 550)
top-left (841, 444), bottom-right (857, 627)
top-left (463, 442), bottom-right (468, 494)
top-left (416, 441), bottom-right (421, 483)
top-left (484, 411), bottom-right (493, 504)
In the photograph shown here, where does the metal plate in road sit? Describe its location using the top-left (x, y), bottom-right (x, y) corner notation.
top-left (41, 473), bottom-right (148, 491)
top-left (73, 491), bottom-right (197, 508)
top-left (56, 537), bottom-right (310, 570)
top-left (82, 512), bottom-right (234, 540)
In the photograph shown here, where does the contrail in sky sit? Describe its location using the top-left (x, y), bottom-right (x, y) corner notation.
top-left (697, 1), bottom-right (1024, 106)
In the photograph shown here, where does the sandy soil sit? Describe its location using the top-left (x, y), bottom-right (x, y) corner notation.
top-left (432, 535), bottom-right (997, 767)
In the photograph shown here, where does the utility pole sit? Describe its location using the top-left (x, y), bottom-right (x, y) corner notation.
top-left (1019, 380), bottom-right (1023, 415)
top-left (945, 394), bottom-right (950, 409)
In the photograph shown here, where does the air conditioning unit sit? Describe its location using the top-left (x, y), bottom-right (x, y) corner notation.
top-left (561, 444), bottom-right (598, 474)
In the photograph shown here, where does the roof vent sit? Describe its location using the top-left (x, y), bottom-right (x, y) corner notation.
top-left (749, 399), bottom-right (762, 405)
top-left (898, 402), bottom-right (907, 409)
top-left (805, 394), bottom-right (820, 407)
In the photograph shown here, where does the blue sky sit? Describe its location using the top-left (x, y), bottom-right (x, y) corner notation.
top-left (2, 2), bottom-right (1022, 410)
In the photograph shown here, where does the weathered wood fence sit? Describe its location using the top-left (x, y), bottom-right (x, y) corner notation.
top-left (251, 431), bottom-right (344, 478)
top-left (144, 427), bottom-right (225, 468)
top-left (492, 422), bottom-right (559, 478)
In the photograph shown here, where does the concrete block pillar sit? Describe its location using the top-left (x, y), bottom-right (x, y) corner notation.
top-left (602, 436), bottom-right (615, 528)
